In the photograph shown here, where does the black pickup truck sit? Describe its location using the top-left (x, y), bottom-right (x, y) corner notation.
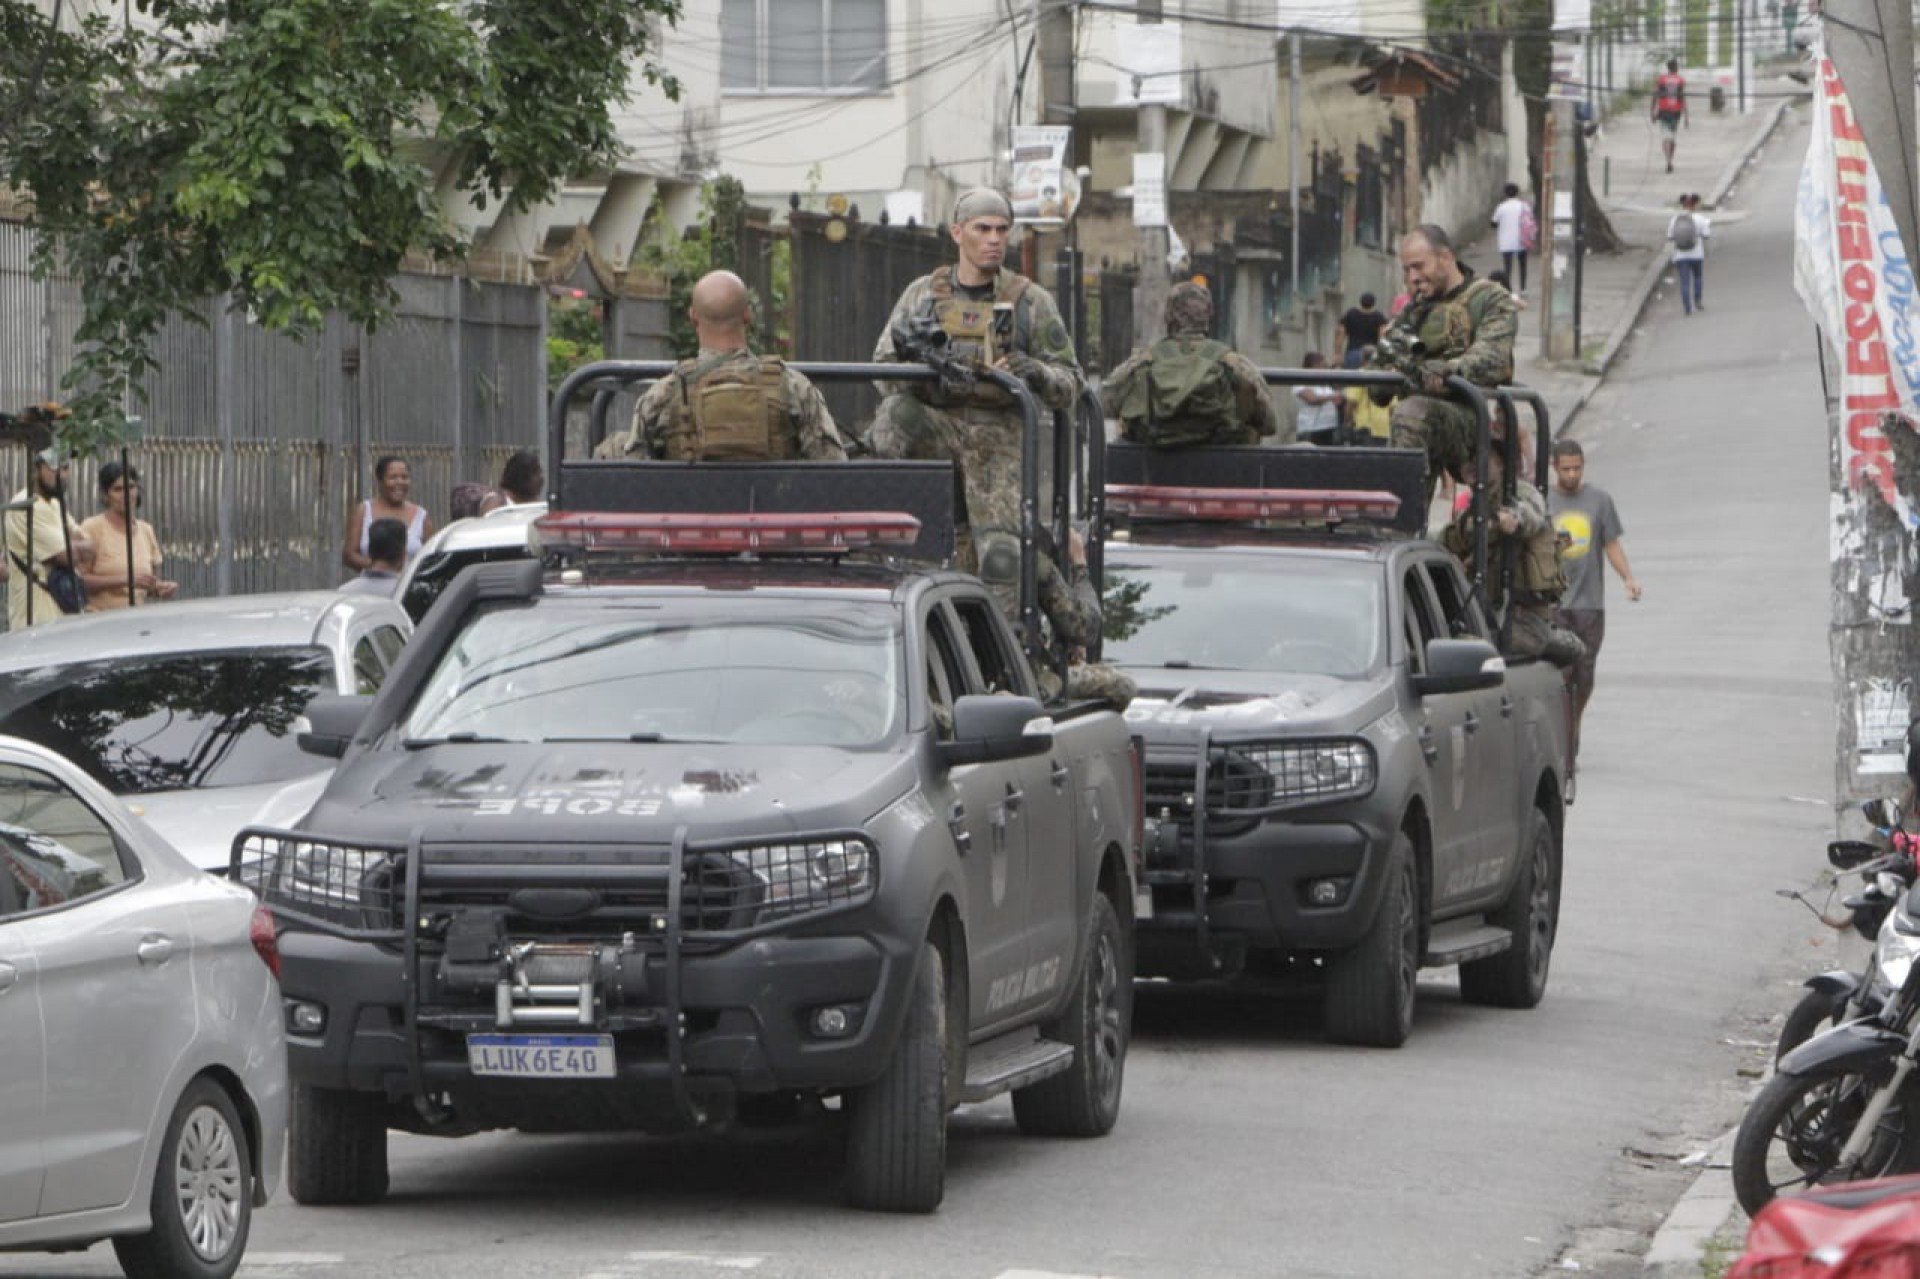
top-left (235, 365), bottom-right (1141, 1214)
top-left (1100, 442), bottom-right (1570, 1048)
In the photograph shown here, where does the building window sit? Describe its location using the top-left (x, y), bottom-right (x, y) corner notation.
top-left (722, 0), bottom-right (888, 93)
top-left (1354, 145), bottom-right (1384, 250)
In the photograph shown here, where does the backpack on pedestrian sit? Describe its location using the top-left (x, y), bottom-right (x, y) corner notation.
top-left (1671, 213), bottom-right (1699, 252)
top-left (1118, 338), bottom-right (1240, 448)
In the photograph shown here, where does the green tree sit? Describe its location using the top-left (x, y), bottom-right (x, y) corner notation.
top-left (0, 0), bottom-right (680, 455)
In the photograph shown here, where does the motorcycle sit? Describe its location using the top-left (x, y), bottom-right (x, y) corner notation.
top-left (1774, 798), bottom-right (1917, 1061)
top-left (1734, 825), bottom-right (1920, 1215)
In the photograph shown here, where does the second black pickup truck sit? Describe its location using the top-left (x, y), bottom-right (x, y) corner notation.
top-left (1102, 445), bottom-right (1570, 1047)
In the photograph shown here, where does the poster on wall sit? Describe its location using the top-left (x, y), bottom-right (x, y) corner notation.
top-left (1010, 126), bottom-right (1078, 227)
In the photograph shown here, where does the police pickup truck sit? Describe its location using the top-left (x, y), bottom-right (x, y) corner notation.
top-left (1101, 442), bottom-right (1569, 1047)
top-left (234, 369), bottom-right (1141, 1214)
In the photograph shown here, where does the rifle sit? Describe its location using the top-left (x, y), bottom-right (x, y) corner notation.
top-left (890, 315), bottom-right (984, 397)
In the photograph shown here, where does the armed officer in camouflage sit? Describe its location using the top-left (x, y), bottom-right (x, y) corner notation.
top-left (868, 187), bottom-right (1080, 579)
top-left (619, 270), bottom-right (848, 462)
top-left (1100, 281), bottom-right (1278, 447)
top-left (1439, 438), bottom-right (1585, 668)
top-left (1012, 526), bottom-right (1135, 708)
top-left (1366, 225), bottom-right (1517, 515)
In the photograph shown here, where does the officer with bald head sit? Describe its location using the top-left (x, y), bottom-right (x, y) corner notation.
top-left (621, 269), bottom-right (848, 461)
top-left (867, 187), bottom-right (1081, 589)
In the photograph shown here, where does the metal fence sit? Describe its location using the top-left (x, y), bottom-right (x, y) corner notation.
top-left (1, 220), bottom-right (548, 602)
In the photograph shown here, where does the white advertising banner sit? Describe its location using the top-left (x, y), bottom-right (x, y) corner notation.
top-left (1795, 42), bottom-right (1920, 525)
top-left (1010, 125), bottom-right (1077, 226)
top-left (1131, 152), bottom-right (1167, 228)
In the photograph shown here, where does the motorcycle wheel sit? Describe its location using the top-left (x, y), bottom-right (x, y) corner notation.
top-left (1731, 1060), bottom-right (1913, 1217)
top-left (1776, 989), bottom-right (1848, 1063)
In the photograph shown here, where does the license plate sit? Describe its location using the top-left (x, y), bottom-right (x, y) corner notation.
top-left (467, 1034), bottom-right (614, 1079)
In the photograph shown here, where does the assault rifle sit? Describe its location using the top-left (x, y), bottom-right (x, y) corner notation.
top-left (1367, 326), bottom-right (1430, 388)
top-left (889, 316), bottom-right (985, 397)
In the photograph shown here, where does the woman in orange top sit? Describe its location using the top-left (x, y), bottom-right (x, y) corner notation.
top-left (78, 461), bottom-right (177, 609)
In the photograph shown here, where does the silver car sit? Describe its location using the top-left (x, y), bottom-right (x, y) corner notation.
top-left (0, 593), bottom-right (411, 870)
top-left (0, 735), bottom-right (287, 1278)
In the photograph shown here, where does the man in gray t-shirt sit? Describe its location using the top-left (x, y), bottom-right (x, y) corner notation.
top-left (1547, 439), bottom-right (1641, 762)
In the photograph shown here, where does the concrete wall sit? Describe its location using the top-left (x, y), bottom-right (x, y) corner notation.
top-left (1077, 4), bottom-right (1278, 139)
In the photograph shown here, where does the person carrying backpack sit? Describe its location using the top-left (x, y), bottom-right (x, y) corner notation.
top-left (1668, 192), bottom-right (1710, 316)
top-left (1652, 59), bottom-right (1688, 173)
top-left (1101, 281), bottom-right (1279, 447)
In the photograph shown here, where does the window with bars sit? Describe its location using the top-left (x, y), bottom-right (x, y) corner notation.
top-left (721, 0), bottom-right (888, 93)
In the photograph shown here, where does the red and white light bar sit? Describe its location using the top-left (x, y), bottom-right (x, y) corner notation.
top-left (534, 510), bottom-right (922, 554)
top-left (1105, 484), bottom-right (1402, 523)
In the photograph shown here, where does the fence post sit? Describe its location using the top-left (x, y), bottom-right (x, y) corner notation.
top-left (214, 297), bottom-right (235, 596)
top-left (447, 275), bottom-right (465, 484)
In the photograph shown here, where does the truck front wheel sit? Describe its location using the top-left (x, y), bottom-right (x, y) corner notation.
top-left (287, 1084), bottom-right (389, 1206)
top-left (1324, 832), bottom-right (1419, 1047)
top-left (844, 942), bottom-right (948, 1212)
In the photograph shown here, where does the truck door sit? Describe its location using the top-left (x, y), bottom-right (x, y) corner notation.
top-left (954, 595), bottom-right (1075, 1021)
top-left (924, 604), bottom-right (1030, 1034)
top-left (1401, 567), bottom-right (1474, 907)
top-left (1424, 560), bottom-right (1520, 899)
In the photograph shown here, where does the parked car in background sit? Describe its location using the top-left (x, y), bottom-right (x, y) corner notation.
top-left (0, 593), bottom-right (411, 870)
top-left (0, 734), bottom-right (287, 1279)
top-left (395, 501), bottom-right (544, 623)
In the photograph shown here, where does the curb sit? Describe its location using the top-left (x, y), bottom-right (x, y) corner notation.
top-left (1581, 96), bottom-right (1799, 395)
top-left (1641, 1129), bottom-right (1740, 1276)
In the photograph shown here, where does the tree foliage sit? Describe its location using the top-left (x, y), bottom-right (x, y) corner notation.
top-left (0, 0), bottom-right (680, 454)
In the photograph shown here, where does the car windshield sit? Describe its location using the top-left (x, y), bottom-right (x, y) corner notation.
top-left (1103, 552), bottom-right (1385, 677)
top-left (397, 597), bottom-right (903, 748)
top-left (0, 647), bottom-right (336, 794)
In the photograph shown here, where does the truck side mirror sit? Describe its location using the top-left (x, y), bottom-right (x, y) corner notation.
top-left (297, 693), bottom-right (374, 759)
top-left (937, 695), bottom-right (1054, 767)
top-left (1411, 638), bottom-right (1505, 697)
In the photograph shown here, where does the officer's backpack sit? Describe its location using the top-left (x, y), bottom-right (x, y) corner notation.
top-left (1672, 213), bottom-right (1699, 252)
top-left (1120, 337), bottom-right (1238, 448)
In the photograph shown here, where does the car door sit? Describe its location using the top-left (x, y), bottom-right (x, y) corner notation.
top-left (1424, 558), bottom-right (1520, 898)
top-left (939, 598), bottom-right (1042, 1029)
top-left (2, 759), bottom-right (200, 1217)
top-left (1400, 565), bottom-right (1475, 907)
top-left (0, 879), bottom-right (44, 1224)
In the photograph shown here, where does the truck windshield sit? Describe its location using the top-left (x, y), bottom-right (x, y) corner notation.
top-left (1103, 553), bottom-right (1384, 677)
top-left (399, 597), bottom-right (903, 748)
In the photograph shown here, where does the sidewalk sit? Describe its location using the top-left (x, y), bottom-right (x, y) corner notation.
top-left (1458, 77), bottom-right (1806, 442)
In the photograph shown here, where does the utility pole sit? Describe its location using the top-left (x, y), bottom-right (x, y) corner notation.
top-left (1130, 0), bottom-right (1169, 348)
top-left (1542, 99), bottom-right (1580, 361)
top-left (1289, 31), bottom-right (1301, 304)
top-left (1736, 0), bottom-right (1747, 113)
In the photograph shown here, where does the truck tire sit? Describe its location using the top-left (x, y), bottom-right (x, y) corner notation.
top-left (287, 1084), bottom-right (389, 1206)
top-left (1324, 831), bottom-right (1419, 1047)
top-left (113, 1076), bottom-right (252, 1279)
top-left (844, 942), bottom-right (948, 1212)
top-left (1460, 807), bottom-right (1560, 1008)
top-left (1013, 893), bottom-right (1131, 1138)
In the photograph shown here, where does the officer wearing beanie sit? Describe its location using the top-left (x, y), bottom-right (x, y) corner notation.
top-left (1100, 281), bottom-right (1278, 447)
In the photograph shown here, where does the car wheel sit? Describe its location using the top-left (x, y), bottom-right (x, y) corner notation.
top-left (112, 1077), bottom-right (251, 1279)
top-left (844, 941), bottom-right (947, 1213)
top-left (1460, 807), bottom-right (1560, 1009)
top-left (1013, 893), bottom-right (1132, 1137)
top-left (1324, 831), bottom-right (1419, 1047)
top-left (287, 1084), bottom-right (389, 1206)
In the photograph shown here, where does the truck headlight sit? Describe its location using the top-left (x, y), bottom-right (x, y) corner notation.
top-left (234, 833), bottom-right (397, 928)
top-left (724, 836), bottom-right (876, 923)
top-left (1233, 740), bottom-right (1377, 807)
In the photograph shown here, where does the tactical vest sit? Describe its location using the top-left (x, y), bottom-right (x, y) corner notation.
top-left (1409, 278), bottom-right (1506, 366)
top-left (920, 267), bottom-right (1032, 409)
top-left (662, 354), bottom-right (794, 461)
top-left (1119, 337), bottom-right (1239, 448)
top-left (1513, 523), bottom-right (1569, 607)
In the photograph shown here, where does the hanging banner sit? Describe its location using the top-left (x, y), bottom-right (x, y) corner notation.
top-left (1795, 41), bottom-right (1920, 525)
top-left (1009, 125), bottom-right (1078, 227)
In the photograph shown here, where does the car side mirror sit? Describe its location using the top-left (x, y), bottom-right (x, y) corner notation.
top-left (1411, 638), bottom-right (1505, 697)
top-left (297, 693), bottom-right (374, 759)
top-left (937, 695), bottom-right (1053, 767)
top-left (1829, 839), bottom-right (1883, 870)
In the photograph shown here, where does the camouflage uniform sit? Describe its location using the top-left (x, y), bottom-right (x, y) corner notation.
top-left (1367, 268), bottom-right (1517, 508)
top-left (1100, 283), bottom-right (1279, 446)
top-left (1024, 547), bottom-right (1135, 709)
top-left (868, 266), bottom-right (1080, 562)
top-left (627, 348), bottom-right (848, 461)
top-left (1440, 479), bottom-right (1586, 668)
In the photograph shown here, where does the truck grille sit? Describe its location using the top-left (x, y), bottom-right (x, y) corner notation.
top-left (1142, 754), bottom-right (1274, 828)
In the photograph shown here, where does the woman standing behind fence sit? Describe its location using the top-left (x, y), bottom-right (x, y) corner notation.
top-left (78, 461), bottom-right (177, 609)
top-left (342, 455), bottom-right (433, 571)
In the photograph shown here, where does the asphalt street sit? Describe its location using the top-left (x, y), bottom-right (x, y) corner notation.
top-left (4, 110), bottom-right (1843, 1279)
